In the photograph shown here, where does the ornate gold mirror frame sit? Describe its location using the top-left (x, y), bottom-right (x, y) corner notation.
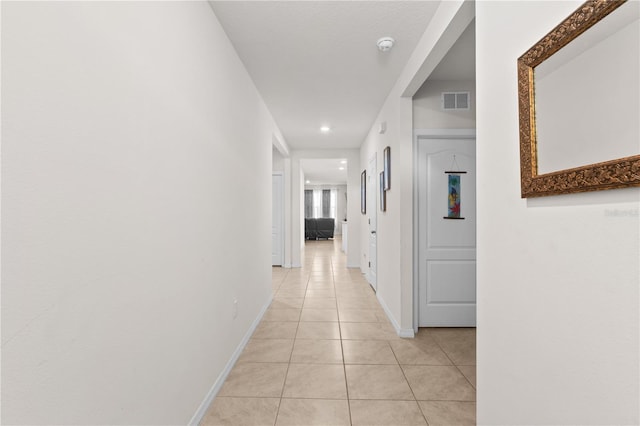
top-left (518, 0), bottom-right (640, 198)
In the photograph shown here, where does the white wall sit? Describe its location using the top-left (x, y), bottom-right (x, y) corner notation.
top-left (1, 2), bottom-right (282, 424)
top-left (359, 0), bottom-right (475, 336)
top-left (336, 185), bottom-right (348, 232)
top-left (476, 1), bottom-right (640, 424)
top-left (413, 79), bottom-right (476, 129)
top-left (272, 147), bottom-right (284, 171)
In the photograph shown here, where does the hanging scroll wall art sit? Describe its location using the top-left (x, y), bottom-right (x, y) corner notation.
top-left (380, 171), bottom-right (386, 211)
top-left (361, 170), bottom-right (366, 214)
top-left (445, 155), bottom-right (466, 220)
top-left (380, 146), bottom-right (390, 212)
top-left (383, 146), bottom-right (391, 191)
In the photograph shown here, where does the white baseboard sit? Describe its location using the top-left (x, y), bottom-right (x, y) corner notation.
top-left (188, 295), bottom-right (273, 425)
top-left (376, 293), bottom-right (415, 338)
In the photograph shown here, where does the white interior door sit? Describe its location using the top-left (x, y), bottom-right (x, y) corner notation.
top-left (367, 154), bottom-right (377, 291)
top-left (272, 173), bottom-right (284, 266)
top-left (418, 137), bottom-right (476, 326)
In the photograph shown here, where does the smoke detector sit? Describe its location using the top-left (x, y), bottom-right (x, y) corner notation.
top-left (377, 37), bottom-right (395, 52)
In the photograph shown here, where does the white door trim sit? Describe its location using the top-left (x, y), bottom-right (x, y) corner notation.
top-left (367, 152), bottom-right (377, 290)
top-left (272, 172), bottom-right (285, 266)
top-left (412, 129), bottom-right (476, 333)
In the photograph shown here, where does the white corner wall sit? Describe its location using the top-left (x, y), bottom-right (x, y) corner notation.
top-left (476, 1), bottom-right (640, 424)
top-left (413, 79), bottom-right (476, 129)
top-left (1, 2), bottom-right (282, 424)
top-left (359, 0), bottom-right (474, 336)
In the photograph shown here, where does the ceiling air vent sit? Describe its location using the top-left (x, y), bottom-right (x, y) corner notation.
top-left (442, 92), bottom-right (470, 111)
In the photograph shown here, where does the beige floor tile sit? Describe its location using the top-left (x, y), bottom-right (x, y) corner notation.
top-left (342, 340), bottom-right (398, 365)
top-left (252, 321), bottom-right (298, 340)
top-left (304, 297), bottom-right (337, 309)
top-left (306, 288), bottom-right (336, 298)
top-left (333, 278), bottom-right (359, 285)
top-left (307, 269), bottom-right (332, 275)
top-left (418, 401), bottom-right (476, 426)
top-left (389, 339), bottom-right (452, 365)
top-left (296, 321), bottom-right (341, 339)
top-left (338, 309), bottom-right (379, 322)
top-left (209, 240), bottom-right (476, 425)
top-left (376, 311), bottom-right (392, 323)
top-left (345, 364), bottom-right (413, 400)
top-left (403, 366), bottom-right (475, 401)
top-left (307, 281), bottom-right (335, 289)
top-left (335, 286), bottom-right (374, 296)
top-left (290, 339), bottom-right (343, 364)
top-left (429, 328), bottom-right (476, 365)
top-left (278, 281), bottom-right (307, 290)
top-left (200, 397), bottom-right (280, 426)
top-left (349, 400), bottom-right (427, 425)
top-left (262, 308), bottom-right (301, 322)
top-left (340, 322), bottom-right (397, 340)
top-left (276, 288), bottom-right (308, 298)
top-left (283, 364), bottom-right (347, 399)
top-left (238, 339), bottom-right (294, 363)
top-left (218, 363), bottom-right (288, 397)
top-left (300, 308), bottom-right (339, 322)
top-left (458, 365), bottom-right (476, 388)
top-left (338, 296), bottom-right (380, 310)
top-left (276, 399), bottom-right (350, 426)
top-left (282, 277), bottom-right (308, 285)
top-left (270, 298), bottom-right (304, 310)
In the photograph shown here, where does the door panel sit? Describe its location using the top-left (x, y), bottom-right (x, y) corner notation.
top-left (427, 260), bottom-right (476, 303)
top-left (418, 138), bottom-right (476, 326)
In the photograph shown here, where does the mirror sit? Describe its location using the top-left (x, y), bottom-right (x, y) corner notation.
top-left (518, 0), bottom-right (640, 197)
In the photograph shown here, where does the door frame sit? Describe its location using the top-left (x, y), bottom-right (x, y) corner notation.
top-left (272, 171), bottom-right (285, 266)
top-left (367, 153), bottom-right (378, 290)
top-left (413, 129), bottom-right (476, 333)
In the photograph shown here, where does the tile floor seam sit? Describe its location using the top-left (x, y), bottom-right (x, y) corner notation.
top-left (389, 337), bottom-right (430, 426)
top-left (333, 258), bottom-right (354, 426)
top-left (202, 239), bottom-right (475, 425)
top-left (428, 331), bottom-right (478, 392)
top-left (274, 270), bottom-right (304, 426)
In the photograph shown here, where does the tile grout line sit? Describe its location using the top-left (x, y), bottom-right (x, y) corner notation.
top-left (332, 253), bottom-right (354, 426)
top-left (274, 267), bottom-right (310, 425)
top-left (389, 341), bottom-right (431, 425)
top-left (429, 333), bottom-right (477, 392)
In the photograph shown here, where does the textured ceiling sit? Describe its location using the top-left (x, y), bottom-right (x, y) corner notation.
top-left (209, 1), bottom-right (441, 150)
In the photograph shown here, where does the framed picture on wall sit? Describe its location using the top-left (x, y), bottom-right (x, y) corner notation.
top-left (361, 170), bottom-right (366, 214)
top-left (380, 171), bottom-right (386, 212)
top-left (383, 146), bottom-right (391, 190)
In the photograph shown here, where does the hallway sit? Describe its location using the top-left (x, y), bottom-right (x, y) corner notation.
top-left (201, 239), bottom-right (476, 425)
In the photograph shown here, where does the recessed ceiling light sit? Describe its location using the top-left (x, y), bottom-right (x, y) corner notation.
top-left (340, 160), bottom-right (347, 164)
top-left (320, 126), bottom-right (331, 133)
top-left (306, 180), bottom-right (310, 184)
top-left (339, 167), bottom-right (345, 170)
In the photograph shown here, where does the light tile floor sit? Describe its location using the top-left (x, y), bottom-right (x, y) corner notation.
top-left (201, 238), bottom-right (476, 426)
